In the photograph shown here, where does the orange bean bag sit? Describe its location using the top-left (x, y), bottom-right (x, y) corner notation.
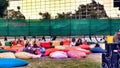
top-left (79, 44), bottom-right (90, 50)
top-left (62, 40), bottom-right (71, 45)
top-left (4, 45), bottom-right (24, 52)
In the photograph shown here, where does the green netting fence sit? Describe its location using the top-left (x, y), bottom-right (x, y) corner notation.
top-left (0, 18), bottom-right (120, 36)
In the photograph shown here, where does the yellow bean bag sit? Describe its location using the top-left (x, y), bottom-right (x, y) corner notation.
top-left (52, 41), bottom-right (60, 46)
top-left (0, 52), bottom-right (15, 58)
top-left (15, 52), bottom-right (34, 59)
top-left (106, 35), bottom-right (113, 43)
top-left (55, 46), bottom-right (66, 50)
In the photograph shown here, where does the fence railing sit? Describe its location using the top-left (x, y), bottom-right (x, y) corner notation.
top-left (0, 18), bottom-right (120, 36)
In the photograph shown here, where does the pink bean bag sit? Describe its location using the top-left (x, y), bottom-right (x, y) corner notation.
top-left (66, 46), bottom-right (90, 55)
top-left (67, 50), bottom-right (86, 58)
top-left (50, 51), bottom-right (68, 59)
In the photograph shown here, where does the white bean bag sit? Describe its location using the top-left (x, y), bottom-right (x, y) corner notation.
top-left (32, 54), bottom-right (42, 59)
top-left (15, 52), bottom-right (34, 59)
top-left (0, 52), bottom-right (15, 58)
top-left (50, 51), bottom-right (68, 59)
top-left (67, 50), bottom-right (86, 58)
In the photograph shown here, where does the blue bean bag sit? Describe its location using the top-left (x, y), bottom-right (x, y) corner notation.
top-left (91, 47), bottom-right (106, 53)
top-left (0, 58), bottom-right (29, 68)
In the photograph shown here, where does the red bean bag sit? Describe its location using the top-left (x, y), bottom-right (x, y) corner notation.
top-left (35, 49), bottom-right (41, 55)
top-left (67, 50), bottom-right (86, 58)
top-left (40, 42), bottom-right (51, 49)
top-left (79, 44), bottom-right (90, 50)
top-left (62, 40), bottom-right (71, 45)
top-left (20, 40), bottom-right (24, 46)
top-left (13, 40), bottom-right (17, 45)
top-left (44, 48), bottom-right (58, 56)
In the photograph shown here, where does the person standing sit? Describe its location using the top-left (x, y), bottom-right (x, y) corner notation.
top-left (113, 30), bottom-right (120, 43)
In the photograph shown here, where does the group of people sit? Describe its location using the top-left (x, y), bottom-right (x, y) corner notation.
top-left (23, 40), bottom-right (46, 56)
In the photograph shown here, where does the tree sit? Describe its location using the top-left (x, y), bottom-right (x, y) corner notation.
top-left (55, 0), bottom-right (108, 19)
top-left (56, 12), bottom-right (72, 19)
top-left (39, 12), bottom-right (51, 19)
top-left (0, 0), bottom-right (9, 18)
top-left (7, 9), bottom-right (25, 19)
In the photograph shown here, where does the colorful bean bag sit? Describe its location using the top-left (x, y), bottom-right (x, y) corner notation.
top-left (0, 52), bottom-right (15, 58)
top-left (90, 47), bottom-right (106, 53)
top-left (52, 41), bottom-right (60, 46)
top-left (79, 44), bottom-right (90, 50)
top-left (67, 50), bottom-right (86, 58)
top-left (50, 51), bottom-right (68, 59)
top-left (15, 52), bottom-right (34, 59)
top-left (40, 42), bottom-right (51, 49)
top-left (55, 46), bottom-right (66, 50)
top-left (0, 58), bottom-right (28, 68)
top-left (44, 48), bottom-right (58, 56)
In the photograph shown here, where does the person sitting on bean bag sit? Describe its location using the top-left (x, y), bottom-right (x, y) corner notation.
top-left (75, 38), bottom-right (82, 46)
top-left (70, 37), bottom-right (76, 47)
top-left (23, 42), bottom-right (33, 53)
top-left (91, 43), bottom-right (106, 53)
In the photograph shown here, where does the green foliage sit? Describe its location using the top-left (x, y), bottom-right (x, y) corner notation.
top-left (0, 0), bottom-right (9, 18)
top-left (39, 12), bottom-right (51, 19)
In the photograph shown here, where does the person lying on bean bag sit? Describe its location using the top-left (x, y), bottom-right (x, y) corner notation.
top-left (90, 43), bottom-right (106, 53)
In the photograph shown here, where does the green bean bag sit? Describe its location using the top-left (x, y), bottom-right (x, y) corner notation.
top-left (0, 49), bottom-right (14, 53)
top-left (5, 41), bottom-right (11, 46)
